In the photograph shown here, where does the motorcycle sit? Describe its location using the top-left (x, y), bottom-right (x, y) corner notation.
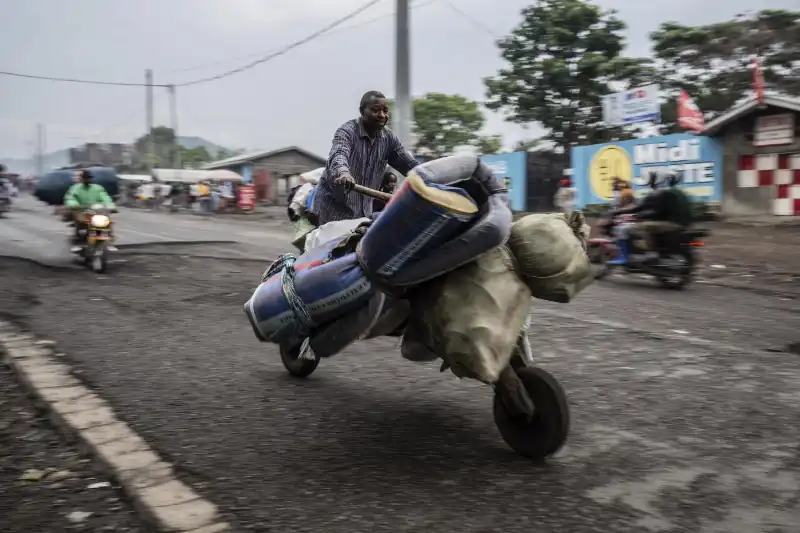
top-left (266, 184), bottom-right (570, 461)
top-left (587, 214), bottom-right (708, 289)
top-left (71, 204), bottom-right (117, 273)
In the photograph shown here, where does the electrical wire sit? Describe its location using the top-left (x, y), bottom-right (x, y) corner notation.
top-left (174, 0), bottom-right (384, 86)
top-left (441, 0), bottom-right (499, 38)
top-left (168, 0), bottom-right (438, 75)
top-left (0, 0), bottom-right (386, 88)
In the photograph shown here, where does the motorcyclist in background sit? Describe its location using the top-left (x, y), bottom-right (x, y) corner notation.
top-left (613, 170), bottom-right (692, 262)
top-left (64, 169), bottom-right (117, 252)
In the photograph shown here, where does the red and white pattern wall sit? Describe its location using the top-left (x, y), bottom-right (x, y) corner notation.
top-left (737, 153), bottom-right (800, 216)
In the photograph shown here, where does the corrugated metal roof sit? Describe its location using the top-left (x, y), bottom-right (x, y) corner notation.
top-left (700, 95), bottom-right (800, 136)
top-left (151, 168), bottom-right (244, 183)
top-left (201, 146), bottom-right (326, 170)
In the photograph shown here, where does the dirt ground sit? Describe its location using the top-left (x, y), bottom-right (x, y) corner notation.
top-left (0, 364), bottom-right (152, 533)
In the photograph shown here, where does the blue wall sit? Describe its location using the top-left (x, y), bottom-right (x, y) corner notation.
top-left (570, 133), bottom-right (724, 208)
top-left (481, 152), bottom-right (527, 211)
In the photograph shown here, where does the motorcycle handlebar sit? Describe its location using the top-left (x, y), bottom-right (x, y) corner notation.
top-left (350, 184), bottom-right (392, 202)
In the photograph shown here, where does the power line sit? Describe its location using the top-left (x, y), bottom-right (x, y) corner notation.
top-left (168, 0), bottom-right (438, 74)
top-left (441, 0), bottom-right (499, 38)
top-left (173, 0), bottom-right (385, 87)
top-left (0, 0), bottom-right (386, 88)
top-left (0, 70), bottom-right (167, 88)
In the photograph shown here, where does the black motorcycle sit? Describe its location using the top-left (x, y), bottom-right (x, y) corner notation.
top-left (587, 215), bottom-right (708, 289)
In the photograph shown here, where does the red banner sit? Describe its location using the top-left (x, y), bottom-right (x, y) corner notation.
top-left (677, 89), bottom-right (704, 132)
top-left (237, 185), bottom-right (256, 211)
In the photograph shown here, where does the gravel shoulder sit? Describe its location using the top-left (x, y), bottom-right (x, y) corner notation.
top-left (0, 363), bottom-right (152, 533)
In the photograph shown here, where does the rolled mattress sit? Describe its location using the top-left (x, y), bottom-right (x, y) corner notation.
top-left (244, 239), bottom-right (375, 343)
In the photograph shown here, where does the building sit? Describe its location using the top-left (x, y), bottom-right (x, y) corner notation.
top-left (700, 95), bottom-right (800, 217)
top-left (202, 146), bottom-right (326, 202)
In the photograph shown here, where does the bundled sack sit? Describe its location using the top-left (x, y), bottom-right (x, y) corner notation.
top-left (401, 246), bottom-right (531, 383)
top-left (357, 155), bottom-right (512, 288)
top-left (508, 210), bottom-right (593, 304)
top-left (35, 167), bottom-right (119, 206)
top-left (304, 217), bottom-right (370, 252)
top-left (243, 237), bottom-right (374, 344)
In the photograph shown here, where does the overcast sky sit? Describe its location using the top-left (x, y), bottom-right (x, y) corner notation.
top-left (0, 0), bottom-right (795, 160)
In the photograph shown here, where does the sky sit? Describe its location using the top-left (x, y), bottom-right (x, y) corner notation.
top-left (0, 0), bottom-right (796, 162)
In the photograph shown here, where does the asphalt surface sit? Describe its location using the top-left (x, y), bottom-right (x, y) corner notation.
top-left (0, 364), bottom-right (152, 533)
top-left (1, 197), bottom-right (799, 533)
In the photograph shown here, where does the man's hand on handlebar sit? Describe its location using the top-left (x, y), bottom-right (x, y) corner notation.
top-left (334, 171), bottom-right (355, 191)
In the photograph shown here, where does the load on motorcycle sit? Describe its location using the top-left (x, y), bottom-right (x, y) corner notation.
top-left (64, 169), bottom-right (118, 254)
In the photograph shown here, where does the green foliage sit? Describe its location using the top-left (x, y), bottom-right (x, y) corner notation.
top-left (486, 2), bottom-right (800, 141)
top-left (649, 9), bottom-right (800, 131)
top-left (485, 0), bottom-right (649, 151)
top-left (390, 93), bottom-right (504, 156)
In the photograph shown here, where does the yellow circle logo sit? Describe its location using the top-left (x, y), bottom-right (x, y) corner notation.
top-left (589, 146), bottom-right (632, 200)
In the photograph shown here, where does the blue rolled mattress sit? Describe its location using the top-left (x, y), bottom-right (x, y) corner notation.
top-left (244, 238), bottom-right (374, 344)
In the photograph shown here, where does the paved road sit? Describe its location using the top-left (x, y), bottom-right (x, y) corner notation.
top-left (1, 195), bottom-right (285, 264)
top-left (1, 202), bottom-right (799, 533)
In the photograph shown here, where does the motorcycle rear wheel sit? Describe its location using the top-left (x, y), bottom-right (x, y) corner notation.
top-left (657, 249), bottom-right (693, 290)
top-left (493, 366), bottom-right (570, 460)
top-left (587, 243), bottom-right (612, 280)
top-left (280, 343), bottom-right (320, 378)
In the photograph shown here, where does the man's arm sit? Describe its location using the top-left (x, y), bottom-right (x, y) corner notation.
top-left (328, 126), bottom-right (354, 179)
top-left (96, 186), bottom-right (115, 208)
top-left (387, 133), bottom-right (419, 176)
top-left (63, 184), bottom-right (80, 208)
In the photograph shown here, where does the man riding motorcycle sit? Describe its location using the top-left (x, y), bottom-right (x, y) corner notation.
top-left (63, 169), bottom-right (117, 252)
top-left (612, 170), bottom-right (692, 262)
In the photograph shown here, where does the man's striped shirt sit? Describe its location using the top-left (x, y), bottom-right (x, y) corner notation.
top-left (312, 118), bottom-right (418, 225)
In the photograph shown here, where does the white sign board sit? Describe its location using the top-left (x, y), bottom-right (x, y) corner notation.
top-left (753, 114), bottom-right (795, 147)
top-left (602, 85), bottom-right (661, 126)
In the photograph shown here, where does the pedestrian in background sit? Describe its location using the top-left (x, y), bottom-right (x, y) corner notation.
top-left (553, 177), bottom-right (576, 214)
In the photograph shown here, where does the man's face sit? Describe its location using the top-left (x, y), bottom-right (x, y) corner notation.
top-left (362, 97), bottom-right (389, 130)
top-left (77, 171), bottom-right (91, 186)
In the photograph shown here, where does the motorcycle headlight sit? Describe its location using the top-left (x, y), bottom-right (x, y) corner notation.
top-left (90, 214), bottom-right (110, 228)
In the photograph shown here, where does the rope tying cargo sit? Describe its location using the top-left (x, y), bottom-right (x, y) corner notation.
top-left (262, 253), bottom-right (317, 360)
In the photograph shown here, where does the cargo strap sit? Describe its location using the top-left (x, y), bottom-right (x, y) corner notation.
top-left (262, 253), bottom-right (317, 360)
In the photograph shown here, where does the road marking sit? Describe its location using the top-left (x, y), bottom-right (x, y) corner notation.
top-left (0, 322), bottom-right (234, 533)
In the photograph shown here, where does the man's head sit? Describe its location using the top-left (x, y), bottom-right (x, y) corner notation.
top-left (78, 169), bottom-right (93, 187)
top-left (0, 164), bottom-right (6, 174)
top-left (359, 90), bottom-right (389, 131)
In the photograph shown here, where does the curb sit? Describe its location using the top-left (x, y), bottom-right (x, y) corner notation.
top-left (115, 240), bottom-right (238, 250)
top-left (0, 321), bottom-right (235, 533)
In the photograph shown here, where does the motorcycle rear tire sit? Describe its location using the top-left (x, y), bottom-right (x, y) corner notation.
top-left (493, 366), bottom-right (570, 460)
top-left (656, 249), bottom-right (693, 290)
top-left (280, 344), bottom-right (320, 378)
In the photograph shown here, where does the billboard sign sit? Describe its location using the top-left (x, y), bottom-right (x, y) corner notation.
top-left (602, 84), bottom-right (661, 126)
top-left (481, 152), bottom-right (527, 211)
top-left (570, 133), bottom-right (723, 207)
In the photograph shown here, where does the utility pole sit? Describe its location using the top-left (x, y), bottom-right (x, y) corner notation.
top-left (145, 69), bottom-right (154, 172)
top-left (167, 85), bottom-right (181, 169)
top-left (394, 0), bottom-right (413, 151)
top-left (35, 123), bottom-right (44, 176)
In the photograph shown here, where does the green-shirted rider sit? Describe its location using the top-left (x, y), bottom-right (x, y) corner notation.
top-left (64, 169), bottom-right (117, 252)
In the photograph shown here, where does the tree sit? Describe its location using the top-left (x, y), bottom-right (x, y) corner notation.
top-left (134, 126), bottom-right (177, 169)
top-left (650, 9), bottom-right (800, 132)
top-left (475, 135), bottom-right (503, 155)
top-left (179, 146), bottom-right (213, 168)
top-left (390, 93), bottom-right (503, 157)
top-left (484, 0), bottom-right (650, 151)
